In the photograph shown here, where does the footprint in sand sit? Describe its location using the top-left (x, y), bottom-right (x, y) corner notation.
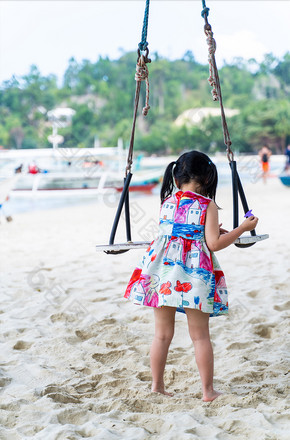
top-left (230, 370), bottom-right (264, 384)
top-left (274, 301), bottom-right (290, 311)
top-left (0, 376), bottom-right (12, 387)
top-left (226, 342), bottom-right (250, 350)
top-left (274, 282), bottom-right (288, 291)
top-left (75, 329), bottom-right (95, 341)
top-left (105, 341), bottom-right (119, 348)
top-left (50, 313), bottom-right (76, 324)
top-left (255, 360), bottom-right (270, 367)
top-left (137, 371), bottom-right (152, 382)
top-left (70, 366), bottom-right (92, 375)
top-left (57, 408), bottom-right (90, 425)
top-left (92, 296), bottom-right (108, 302)
top-left (253, 324), bottom-right (273, 339)
top-left (100, 318), bottom-right (117, 326)
top-left (92, 349), bottom-right (126, 365)
top-left (247, 290), bottom-right (259, 298)
top-left (73, 376), bottom-right (102, 394)
top-left (41, 385), bottom-right (80, 404)
top-left (46, 392), bottom-right (80, 404)
top-left (13, 340), bottom-right (33, 350)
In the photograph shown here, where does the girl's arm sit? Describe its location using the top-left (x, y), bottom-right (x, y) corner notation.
top-left (205, 201), bottom-right (259, 252)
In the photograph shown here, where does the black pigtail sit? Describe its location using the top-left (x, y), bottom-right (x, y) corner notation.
top-left (160, 161), bottom-right (176, 204)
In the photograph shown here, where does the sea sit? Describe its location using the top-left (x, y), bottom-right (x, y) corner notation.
top-left (0, 153), bottom-right (285, 217)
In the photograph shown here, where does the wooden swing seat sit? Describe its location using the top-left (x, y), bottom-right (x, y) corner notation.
top-left (96, 233), bottom-right (269, 254)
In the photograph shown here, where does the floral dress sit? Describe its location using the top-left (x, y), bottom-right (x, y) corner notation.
top-left (124, 191), bottom-right (228, 317)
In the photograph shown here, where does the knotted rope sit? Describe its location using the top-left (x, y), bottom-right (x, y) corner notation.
top-left (135, 55), bottom-right (150, 116)
top-left (205, 29), bottom-right (219, 102)
top-left (126, 54), bottom-right (151, 175)
top-left (201, 0), bottom-right (234, 162)
top-left (201, 0), bottom-right (210, 18)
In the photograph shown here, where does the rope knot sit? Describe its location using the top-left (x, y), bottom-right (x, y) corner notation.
top-left (135, 55), bottom-right (150, 116)
top-left (138, 41), bottom-right (148, 52)
top-left (205, 30), bottom-right (219, 102)
top-left (201, 7), bottom-right (210, 18)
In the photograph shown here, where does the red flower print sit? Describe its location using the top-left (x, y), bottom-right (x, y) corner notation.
top-left (160, 281), bottom-right (172, 295)
top-left (146, 240), bottom-right (154, 252)
top-left (124, 268), bottom-right (142, 298)
top-left (174, 280), bottom-right (192, 292)
top-left (151, 254), bottom-right (157, 262)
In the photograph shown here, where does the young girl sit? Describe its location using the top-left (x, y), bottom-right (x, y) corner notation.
top-left (124, 151), bottom-right (258, 402)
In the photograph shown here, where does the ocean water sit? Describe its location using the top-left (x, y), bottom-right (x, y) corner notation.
top-left (0, 156), bottom-right (285, 216)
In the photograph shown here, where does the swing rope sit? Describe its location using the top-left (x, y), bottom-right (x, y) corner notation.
top-left (125, 0), bottom-right (151, 177)
top-left (201, 0), bottom-right (260, 247)
top-left (105, 2), bottom-right (151, 254)
top-left (135, 56), bottom-right (150, 116)
top-left (138, 0), bottom-right (150, 52)
top-left (126, 54), bottom-right (151, 176)
top-left (201, 1), bottom-right (234, 163)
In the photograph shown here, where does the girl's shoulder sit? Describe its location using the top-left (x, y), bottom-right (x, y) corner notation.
top-left (161, 192), bottom-right (179, 206)
top-left (161, 191), bottom-right (212, 213)
top-left (179, 190), bottom-right (212, 205)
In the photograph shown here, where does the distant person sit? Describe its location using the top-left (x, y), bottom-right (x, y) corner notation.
top-left (284, 145), bottom-right (290, 172)
top-left (124, 150), bottom-right (258, 402)
top-left (15, 164), bottom-right (23, 174)
top-left (259, 145), bottom-right (272, 183)
top-left (28, 162), bottom-right (40, 174)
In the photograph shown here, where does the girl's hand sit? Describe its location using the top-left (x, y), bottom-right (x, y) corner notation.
top-left (219, 223), bottom-right (229, 235)
top-left (205, 201), bottom-right (258, 252)
top-left (241, 216), bottom-right (259, 232)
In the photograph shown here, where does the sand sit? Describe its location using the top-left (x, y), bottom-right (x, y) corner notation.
top-left (0, 177), bottom-right (289, 440)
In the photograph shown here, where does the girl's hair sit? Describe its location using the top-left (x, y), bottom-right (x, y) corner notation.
top-left (160, 150), bottom-right (218, 204)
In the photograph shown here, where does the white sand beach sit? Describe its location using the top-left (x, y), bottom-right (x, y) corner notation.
top-left (0, 177), bottom-right (289, 439)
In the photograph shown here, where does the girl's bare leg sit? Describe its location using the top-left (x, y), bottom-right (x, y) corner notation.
top-left (150, 306), bottom-right (176, 396)
top-left (185, 308), bottom-right (222, 402)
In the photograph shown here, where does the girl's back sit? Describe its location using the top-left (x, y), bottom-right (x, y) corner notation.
top-left (125, 189), bottom-right (228, 317)
top-left (160, 190), bottom-right (210, 231)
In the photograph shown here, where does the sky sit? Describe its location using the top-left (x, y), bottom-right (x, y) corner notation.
top-left (0, 1), bottom-right (289, 85)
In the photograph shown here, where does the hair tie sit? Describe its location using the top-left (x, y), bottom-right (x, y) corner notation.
top-left (172, 161), bottom-right (177, 182)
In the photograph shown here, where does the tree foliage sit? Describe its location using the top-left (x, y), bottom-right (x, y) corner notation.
top-left (0, 52), bottom-right (289, 153)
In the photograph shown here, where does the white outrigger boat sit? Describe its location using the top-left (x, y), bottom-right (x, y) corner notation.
top-left (0, 147), bottom-right (163, 200)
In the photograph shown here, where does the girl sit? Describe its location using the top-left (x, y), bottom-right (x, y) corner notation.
top-left (124, 151), bottom-right (258, 402)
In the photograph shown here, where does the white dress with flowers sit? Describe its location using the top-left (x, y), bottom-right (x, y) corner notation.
top-left (124, 191), bottom-right (228, 317)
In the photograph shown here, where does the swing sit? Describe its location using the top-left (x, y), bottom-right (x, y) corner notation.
top-left (96, 0), bottom-right (268, 254)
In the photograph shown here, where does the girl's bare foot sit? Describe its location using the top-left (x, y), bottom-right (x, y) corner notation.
top-left (151, 385), bottom-right (174, 397)
top-left (202, 389), bottom-right (222, 402)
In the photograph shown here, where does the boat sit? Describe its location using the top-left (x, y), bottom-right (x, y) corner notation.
top-left (279, 173), bottom-right (290, 187)
top-left (0, 147), bottom-right (163, 199)
top-left (9, 169), bottom-right (161, 198)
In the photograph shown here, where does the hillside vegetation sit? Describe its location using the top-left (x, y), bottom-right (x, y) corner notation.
top-left (0, 51), bottom-right (289, 154)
